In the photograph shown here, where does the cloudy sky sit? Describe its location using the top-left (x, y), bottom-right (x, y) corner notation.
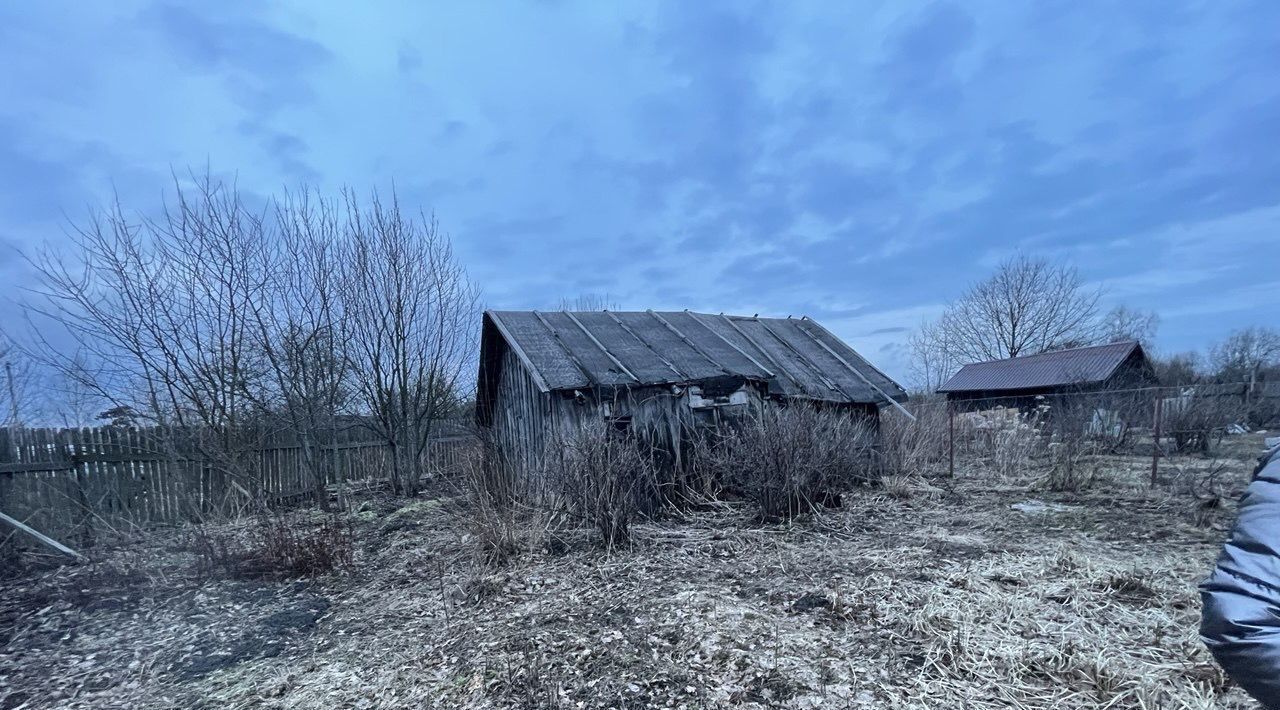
top-left (1, 1), bottom-right (1277, 381)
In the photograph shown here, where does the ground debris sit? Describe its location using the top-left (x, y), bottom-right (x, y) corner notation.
top-left (0, 442), bottom-right (1265, 709)
top-left (1010, 499), bottom-right (1079, 514)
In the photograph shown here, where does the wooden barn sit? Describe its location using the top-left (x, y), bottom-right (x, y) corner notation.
top-left (475, 310), bottom-right (909, 472)
top-left (938, 340), bottom-right (1158, 412)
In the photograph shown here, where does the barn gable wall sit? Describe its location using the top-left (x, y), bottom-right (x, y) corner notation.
top-left (487, 345), bottom-right (550, 474)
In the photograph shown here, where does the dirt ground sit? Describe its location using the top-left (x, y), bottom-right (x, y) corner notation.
top-left (0, 435), bottom-right (1270, 709)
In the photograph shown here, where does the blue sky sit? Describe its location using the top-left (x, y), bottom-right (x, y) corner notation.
top-left (1, 1), bottom-right (1277, 382)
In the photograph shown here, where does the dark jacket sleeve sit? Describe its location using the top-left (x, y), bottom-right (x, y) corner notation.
top-left (1201, 445), bottom-right (1280, 709)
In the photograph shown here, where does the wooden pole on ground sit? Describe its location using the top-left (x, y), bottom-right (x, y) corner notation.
top-left (0, 511), bottom-right (87, 562)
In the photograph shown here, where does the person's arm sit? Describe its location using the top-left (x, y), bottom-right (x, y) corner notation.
top-left (1201, 445), bottom-right (1280, 708)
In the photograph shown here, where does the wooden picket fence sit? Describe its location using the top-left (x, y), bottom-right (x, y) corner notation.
top-left (0, 425), bottom-right (472, 553)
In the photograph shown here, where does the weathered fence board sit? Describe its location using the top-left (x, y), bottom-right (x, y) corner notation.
top-left (0, 425), bottom-right (472, 554)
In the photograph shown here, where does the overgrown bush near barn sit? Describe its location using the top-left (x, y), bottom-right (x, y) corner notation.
top-left (189, 512), bottom-right (353, 579)
top-left (1164, 392), bottom-right (1242, 454)
top-left (457, 439), bottom-right (561, 565)
top-left (1248, 394), bottom-right (1280, 429)
top-left (460, 445), bottom-right (521, 565)
top-left (1039, 397), bottom-right (1105, 491)
top-left (1042, 438), bottom-right (1099, 491)
top-left (543, 422), bottom-right (659, 550)
top-left (703, 404), bottom-right (875, 520)
top-left (461, 424), bottom-right (661, 559)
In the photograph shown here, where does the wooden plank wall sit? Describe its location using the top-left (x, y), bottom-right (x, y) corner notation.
top-left (0, 425), bottom-right (472, 552)
top-left (490, 346), bottom-right (552, 475)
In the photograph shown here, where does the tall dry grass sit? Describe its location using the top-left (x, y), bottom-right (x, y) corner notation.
top-left (460, 424), bottom-right (658, 560)
top-left (542, 422), bottom-right (659, 550)
top-left (457, 443), bottom-right (547, 565)
top-left (700, 404), bottom-right (876, 520)
top-left (878, 401), bottom-right (949, 478)
top-left (965, 407), bottom-right (1045, 479)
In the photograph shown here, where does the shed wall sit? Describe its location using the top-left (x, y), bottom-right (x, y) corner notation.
top-left (486, 352), bottom-right (880, 487)
top-left (488, 346), bottom-right (550, 473)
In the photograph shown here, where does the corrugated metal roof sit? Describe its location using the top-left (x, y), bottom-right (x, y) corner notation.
top-left (485, 310), bottom-right (908, 405)
top-left (938, 341), bottom-right (1143, 393)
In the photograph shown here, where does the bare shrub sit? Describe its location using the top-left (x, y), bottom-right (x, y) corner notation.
top-left (1039, 394), bottom-right (1107, 491)
top-left (543, 423), bottom-right (658, 550)
top-left (1248, 393), bottom-right (1280, 429)
top-left (1160, 455), bottom-right (1231, 526)
top-left (878, 401), bottom-right (948, 478)
top-left (189, 513), bottom-right (353, 578)
top-left (703, 405), bottom-right (875, 521)
top-left (1079, 390), bottom-right (1149, 454)
top-left (1163, 392), bottom-right (1240, 454)
top-left (967, 407), bottom-right (1044, 478)
top-left (1042, 439), bottom-right (1098, 492)
top-left (458, 442), bottom-right (555, 565)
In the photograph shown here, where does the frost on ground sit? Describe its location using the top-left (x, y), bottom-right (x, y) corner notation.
top-left (0, 438), bottom-right (1264, 709)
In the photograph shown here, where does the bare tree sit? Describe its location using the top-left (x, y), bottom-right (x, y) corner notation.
top-left (54, 355), bottom-right (113, 428)
top-left (906, 319), bottom-right (961, 393)
top-left (1099, 305), bottom-right (1159, 349)
top-left (21, 174), bottom-right (481, 515)
top-left (342, 192), bottom-right (480, 496)
top-left (23, 176), bottom-right (273, 510)
top-left (1154, 351), bottom-right (1203, 387)
top-left (928, 255), bottom-right (1101, 363)
top-left (557, 293), bottom-right (619, 311)
top-left (0, 335), bottom-right (40, 427)
top-left (1210, 326), bottom-right (1280, 387)
top-left (246, 190), bottom-right (351, 508)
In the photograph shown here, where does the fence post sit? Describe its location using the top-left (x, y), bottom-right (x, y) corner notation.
top-left (1150, 395), bottom-right (1162, 486)
top-left (948, 403), bottom-right (955, 478)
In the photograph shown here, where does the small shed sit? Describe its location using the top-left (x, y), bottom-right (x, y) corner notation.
top-left (938, 341), bottom-right (1157, 413)
top-left (476, 310), bottom-right (909, 471)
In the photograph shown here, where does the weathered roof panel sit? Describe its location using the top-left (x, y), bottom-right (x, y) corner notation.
top-left (535, 311), bottom-right (635, 386)
top-left (800, 319), bottom-right (908, 399)
top-left (938, 341), bottom-right (1144, 393)
top-left (571, 311), bottom-right (682, 384)
top-left (734, 318), bottom-right (842, 400)
top-left (488, 311), bottom-right (585, 390)
top-left (660, 311), bottom-right (771, 381)
top-left (484, 310), bottom-right (909, 406)
top-left (613, 311), bottom-right (725, 381)
top-left (769, 318), bottom-right (878, 401)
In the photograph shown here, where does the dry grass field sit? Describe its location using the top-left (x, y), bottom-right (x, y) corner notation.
top-left (0, 435), bottom-right (1268, 709)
